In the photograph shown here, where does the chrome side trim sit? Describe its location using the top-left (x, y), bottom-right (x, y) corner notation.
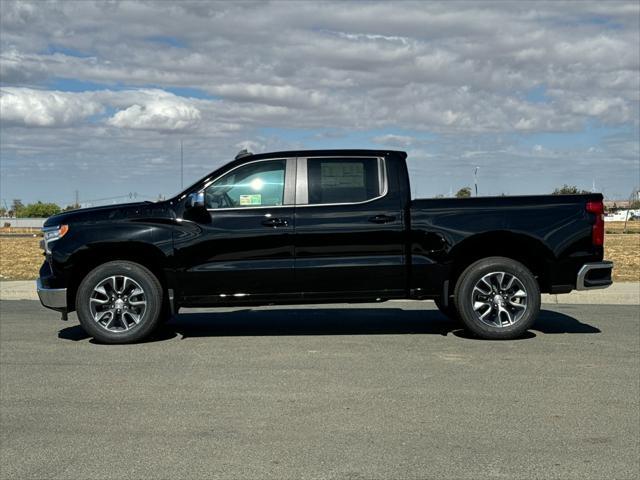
top-left (36, 279), bottom-right (67, 309)
top-left (295, 157), bottom-right (308, 205)
top-left (576, 261), bottom-right (613, 290)
top-left (284, 157), bottom-right (297, 205)
top-left (205, 204), bottom-right (292, 212)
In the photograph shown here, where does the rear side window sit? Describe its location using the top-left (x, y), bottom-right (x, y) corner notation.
top-left (307, 157), bottom-right (383, 204)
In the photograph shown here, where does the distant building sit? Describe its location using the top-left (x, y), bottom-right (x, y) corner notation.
top-left (604, 210), bottom-right (640, 221)
top-left (604, 200), bottom-right (632, 209)
top-left (0, 217), bottom-right (47, 228)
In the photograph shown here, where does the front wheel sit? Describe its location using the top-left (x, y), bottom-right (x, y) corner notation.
top-left (454, 257), bottom-right (540, 340)
top-left (75, 261), bottom-right (164, 344)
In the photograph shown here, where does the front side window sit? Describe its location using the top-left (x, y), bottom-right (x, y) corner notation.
top-left (204, 159), bottom-right (286, 209)
top-left (307, 157), bottom-right (382, 204)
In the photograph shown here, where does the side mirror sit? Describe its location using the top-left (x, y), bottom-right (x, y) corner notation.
top-left (186, 191), bottom-right (205, 209)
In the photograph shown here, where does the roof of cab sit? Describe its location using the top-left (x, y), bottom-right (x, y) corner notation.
top-left (238, 149), bottom-right (407, 161)
top-left (173, 149), bottom-right (408, 201)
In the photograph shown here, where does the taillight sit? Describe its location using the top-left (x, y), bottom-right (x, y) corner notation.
top-left (586, 201), bottom-right (604, 246)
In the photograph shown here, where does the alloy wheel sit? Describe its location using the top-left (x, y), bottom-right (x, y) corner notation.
top-left (89, 275), bottom-right (147, 333)
top-left (470, 271), bottom-right (528, 327)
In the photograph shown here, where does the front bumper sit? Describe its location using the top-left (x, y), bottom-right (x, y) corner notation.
top-left (576, 261), bottom-right (613, 290)
top-left (36, 278), bottom-right (67, 310)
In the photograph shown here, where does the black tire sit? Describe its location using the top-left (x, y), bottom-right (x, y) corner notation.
top-left (434, 297), bottom-right (460, 322)
top-left (75, 261), bottom-right (164, 344)
top-left (453, 257), bottom-right (540, 340)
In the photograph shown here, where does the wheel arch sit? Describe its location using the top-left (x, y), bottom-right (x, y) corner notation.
top-left (65, 242), bottom-right (170, 310)
top-left (447, 231), bottom-right (555, 294)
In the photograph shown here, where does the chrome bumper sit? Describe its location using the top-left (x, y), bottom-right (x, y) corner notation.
top-left (36, 279), bottom-right (67, 309)
top-left (576, 261), bottom-right (613, 290)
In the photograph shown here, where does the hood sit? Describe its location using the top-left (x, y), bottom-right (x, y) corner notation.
top-left (43, 201), bottom-right (154, 228)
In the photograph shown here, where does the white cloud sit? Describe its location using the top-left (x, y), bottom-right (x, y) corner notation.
top-left (2, 1), bottom-right (637, 133)
top-left (0, 87), bottom-right (103, 127)
top-left (0, 87), bottom-right (201, 132)
top-left (372, 134), bottom-right (416, 147)
top-left (211, 84), bottom-right (329, 109)
top-left (107, 94), bottom-right (201, 131)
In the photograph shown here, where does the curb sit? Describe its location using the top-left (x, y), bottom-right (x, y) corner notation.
top-left (1, 280), bottom-right (638, 305)
top-left (541, 285), bottom-right (639, 305)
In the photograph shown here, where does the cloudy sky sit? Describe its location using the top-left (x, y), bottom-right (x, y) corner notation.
top-left (1, 0), bottom-right (639, 206)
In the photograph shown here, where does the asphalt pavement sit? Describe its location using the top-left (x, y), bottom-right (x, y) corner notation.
top-left (1, 300), bottom-right (638, 480)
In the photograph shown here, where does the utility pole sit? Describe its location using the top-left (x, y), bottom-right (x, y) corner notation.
top-left (474, 167), bottom-right (480, 197)
top-left (180, 140), bottom-right (184, 189)
top-left (74, 189), bottom-right (79, 208)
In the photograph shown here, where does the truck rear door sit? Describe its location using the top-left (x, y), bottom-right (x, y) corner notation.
top-left (293, 155), bottom-right (406, 300)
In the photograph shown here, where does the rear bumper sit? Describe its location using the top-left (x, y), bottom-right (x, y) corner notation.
top-left (576, 261), bottom-right (613, 290)
top-left (36, 278), bottom-right (67, 310)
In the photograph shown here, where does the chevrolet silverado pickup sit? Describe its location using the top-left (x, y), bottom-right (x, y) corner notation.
top-left (37, 149), bottom-right (613, 343)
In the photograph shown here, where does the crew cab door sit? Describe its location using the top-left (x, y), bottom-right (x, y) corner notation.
top-left (293, 155), bottom-right (406, 300)
top-left (174, 157), bottom-right (298, 305)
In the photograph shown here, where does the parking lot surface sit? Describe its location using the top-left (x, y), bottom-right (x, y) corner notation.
top-left (1, 300), bottom-right (638, 480)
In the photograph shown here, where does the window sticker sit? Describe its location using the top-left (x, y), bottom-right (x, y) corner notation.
top-left (320, 162), bottom-right (365, 188)
top-left (240, 194), bottom-right (262, 206)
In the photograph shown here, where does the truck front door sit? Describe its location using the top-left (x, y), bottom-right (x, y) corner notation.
top-left (174, 157), bottom-right (298, 305)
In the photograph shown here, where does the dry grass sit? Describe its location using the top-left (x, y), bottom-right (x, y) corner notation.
top-left (0, 236), bottom-right (44, 281)
top-left (606, 234), bottom-right (640, 282)
top-left (1, 229), bottom-right (638, 282)
top-left (0, 226), bottom-right (43, 235)
top-left (606, 220), bottom-right (640, 234)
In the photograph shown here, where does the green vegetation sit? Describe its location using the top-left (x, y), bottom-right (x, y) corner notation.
top-left (551, 185), bottom-right (592, 195)
top-left (455, 187), bottom-right (472, 198)
top-left (1, 199), bottom-right (61, 218)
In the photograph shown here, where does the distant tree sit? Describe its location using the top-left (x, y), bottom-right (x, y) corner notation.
top-left (551, 184), bottom-right (591, 195)
top-left (455, 187), bottom-right (472, 198)
top-left (63, 203), bottom-right (80, 212)
top-left (20, 201), bottom-right (61, 218)
top-left (11, 199), bottom-right (24, 217)
top-left (0, 207), bottom-right (6, 217)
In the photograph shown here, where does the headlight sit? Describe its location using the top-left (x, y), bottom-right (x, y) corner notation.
top-left (42, 225), bottom-right (69, 254)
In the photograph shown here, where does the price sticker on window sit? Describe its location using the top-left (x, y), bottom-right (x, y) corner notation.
top-left (240, 194), bottom-right (262, 206)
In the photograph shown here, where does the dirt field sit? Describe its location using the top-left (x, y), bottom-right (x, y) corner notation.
top-left (1, 223), bottom-right (638, 281)
top-left (0, 236), bottom-right (43, 281)
top-left (606, 233), bottom-right (640, 281)
top-left (606, 221), bottom-right (640, 234)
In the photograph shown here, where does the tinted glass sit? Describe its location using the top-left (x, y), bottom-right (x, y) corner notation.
top-left (307, 157), bottom-right (381, 204)
top-left (205, 160), bottom-right (286, 209)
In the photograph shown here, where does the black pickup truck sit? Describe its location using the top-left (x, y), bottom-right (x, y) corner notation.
top-left (37, 149), bottom-right (613, 343)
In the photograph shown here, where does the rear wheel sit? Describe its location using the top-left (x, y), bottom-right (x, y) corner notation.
top-left (454, 257), bottom-right (540, 340)
top-left (75, 261), bottom-right (163, 344)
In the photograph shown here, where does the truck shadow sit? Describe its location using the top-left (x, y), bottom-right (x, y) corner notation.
top-left (58, 308), bottom-right (601, 343)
